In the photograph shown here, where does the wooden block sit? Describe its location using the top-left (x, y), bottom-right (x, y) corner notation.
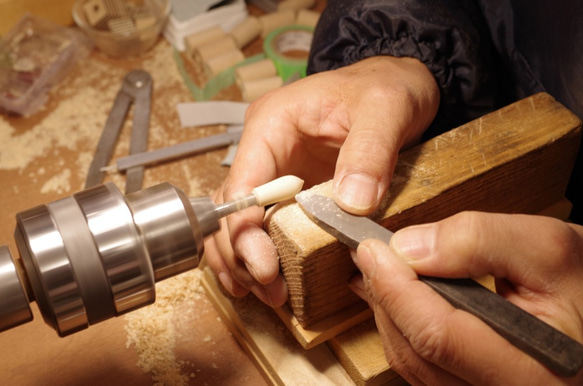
top-left (327, 319), bottom-right (399, 386)
top-left (82, 0), bottom-right (108, 27)
top-left (271, 300), bottom-right (372, 349)
top-left (104, 0), bottom-right (129, 16)
top-left (134, 12), bottom-right (156, 30)
top-left (107, 16), bottom-right (135, 34)
top-left (184, 26), bottom-right (226, 56)
top-left (265, 92), bottom-right (582, 332)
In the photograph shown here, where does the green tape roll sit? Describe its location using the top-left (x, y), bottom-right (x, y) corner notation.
top-left (263, 25), bottom-right (314, 81)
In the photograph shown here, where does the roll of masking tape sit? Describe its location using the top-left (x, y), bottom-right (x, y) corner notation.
top-left (263, 25), bottom-right (313, 81)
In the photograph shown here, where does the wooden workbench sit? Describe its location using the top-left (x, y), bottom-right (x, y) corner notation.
top-left (0, 24), bottom-right (268, 386)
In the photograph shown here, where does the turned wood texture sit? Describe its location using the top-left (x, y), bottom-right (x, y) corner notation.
top-left (265, 92), bottom-right (582, 329)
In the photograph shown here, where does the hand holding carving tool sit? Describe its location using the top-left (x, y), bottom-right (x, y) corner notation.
top-left (296, 192), bottom-right (583, 378)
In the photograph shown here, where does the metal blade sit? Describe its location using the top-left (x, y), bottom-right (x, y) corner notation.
top-left (295, 191), bottom-right (393, 249)
top-left (85, 91), bottom-right (132, 188)
top-left (124, 70), bottom-right (152, 194)
top-left (295, 193), bottom-right (583, 377)
top-left (85, 70), bottom-right (153, 191)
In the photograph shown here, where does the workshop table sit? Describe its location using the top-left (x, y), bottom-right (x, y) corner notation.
top-left (0, 25), bottom-right (269, 386)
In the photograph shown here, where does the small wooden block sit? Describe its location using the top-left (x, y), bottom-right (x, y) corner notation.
top-left (108, 17), bottom-right (135, 34)
top-left (272, 300), bottom-right (372, 350)
top-left (134, 13), bottom-right (156, 29)
top-left (104, 0), bottom-right (129, 16)
top-left (83, 0), bottom-right (108, 27)
top-left (327, 319), bottom-right (399, 386)
top-left (265, 92), bottom-right (582, 334)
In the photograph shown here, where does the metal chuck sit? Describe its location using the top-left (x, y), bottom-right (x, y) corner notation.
top-left (2, 182), bottom-right (208, 336)
top-left (0, 175), bottom-right (303, 336)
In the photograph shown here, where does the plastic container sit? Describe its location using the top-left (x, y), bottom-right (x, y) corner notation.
top-left (72, 0), bottom-right (170, 57)
top-left (0, 14), bottom-right (92, 116)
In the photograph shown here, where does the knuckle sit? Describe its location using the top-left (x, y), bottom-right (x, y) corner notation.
top-left (435, 211), bottom-right (487, 256)
top-left (368, 82), bottom-right (416, 116)
top-left (385, 350), bottom-right (421, 381)
top-left (544, 220), bottom-right (581, 263)
top-left (408, 315), bottom-right (460, 368)
top-left (230, 260), bottom-right (255, 285)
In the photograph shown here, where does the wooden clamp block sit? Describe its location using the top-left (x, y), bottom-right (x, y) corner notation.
top-left (265, 92), bottom-right (582, 348)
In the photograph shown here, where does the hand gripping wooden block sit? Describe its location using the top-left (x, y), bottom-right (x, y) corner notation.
top-left (265, 93), bottom-right (582, 348)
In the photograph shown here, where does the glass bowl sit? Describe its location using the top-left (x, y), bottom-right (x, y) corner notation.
top-left (72, 0), bottom-right (170, 57)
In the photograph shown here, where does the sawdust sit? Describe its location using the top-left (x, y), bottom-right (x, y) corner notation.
top-left (40, 168), bottom-right (71, 194)
top-left (1, 88), bottom-right (107, 168)
top-left (143, 43), bottom-right (185, 93)
top-left (0, 65), bottom-right (121, 193)
top-left (181, 164), bottom-right (206, 196)
top-left (124, 268), bottom-right (206, 386)
top-left (0, 41), bottom-right (191, 194)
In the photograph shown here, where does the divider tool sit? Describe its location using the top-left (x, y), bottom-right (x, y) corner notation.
top-left (85, 69), bottom-right (152, 193)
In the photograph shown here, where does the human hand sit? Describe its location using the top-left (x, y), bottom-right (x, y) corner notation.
top-left (204, 55), bottom-right (439, 306)
top-left (350, 212), bottom-right (583, 385)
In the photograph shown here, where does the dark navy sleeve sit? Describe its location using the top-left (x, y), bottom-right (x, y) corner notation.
top-left (307, 0), bottom-right (502, 137)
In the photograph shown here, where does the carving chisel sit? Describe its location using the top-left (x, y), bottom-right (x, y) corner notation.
top-left (295, 192), bottom-right (583, 378)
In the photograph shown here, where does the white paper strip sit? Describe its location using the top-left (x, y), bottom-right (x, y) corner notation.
top-left (177, 101), bottom-right (250, 127)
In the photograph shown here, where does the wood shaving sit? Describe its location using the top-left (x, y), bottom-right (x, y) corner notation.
top-left (124, 268), bottom-right (206, 386)
top-left (40, 168), bottom-right (71, 194)
top-left (0, 73), bottom-right (120, 193)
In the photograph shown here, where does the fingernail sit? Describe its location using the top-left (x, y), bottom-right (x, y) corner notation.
top-left (355, 242), bottom-right (377, 276)
top-left (218, 272), bottom-right (232, 291)
top-left (347, 275), bottom-right (368, 301)
top-left (337, 174), bottom-right (379, 212)
top-left (349, 249), bottom-right (358, 264)
top-left (391, 224), bottom-right (436, 262)
top-left (251, 285), bottom-right (274, 307)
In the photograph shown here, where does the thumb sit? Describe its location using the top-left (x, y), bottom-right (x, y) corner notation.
top-left (330, 57), bottom-right (439, 216)
top-left (389, 211), bottom-right (581, 287)
top-left (333, 114), bottom-right (400, 216)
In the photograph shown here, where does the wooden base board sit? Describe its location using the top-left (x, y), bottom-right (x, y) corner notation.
top-left (272, 300), bottom-right (372, 350)
top-left (201, 264), bottom-right (410, 385)
top-left (201, 264), bottom-right (359, 385)
top-left (329, 319), bottom-right (401, 386)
